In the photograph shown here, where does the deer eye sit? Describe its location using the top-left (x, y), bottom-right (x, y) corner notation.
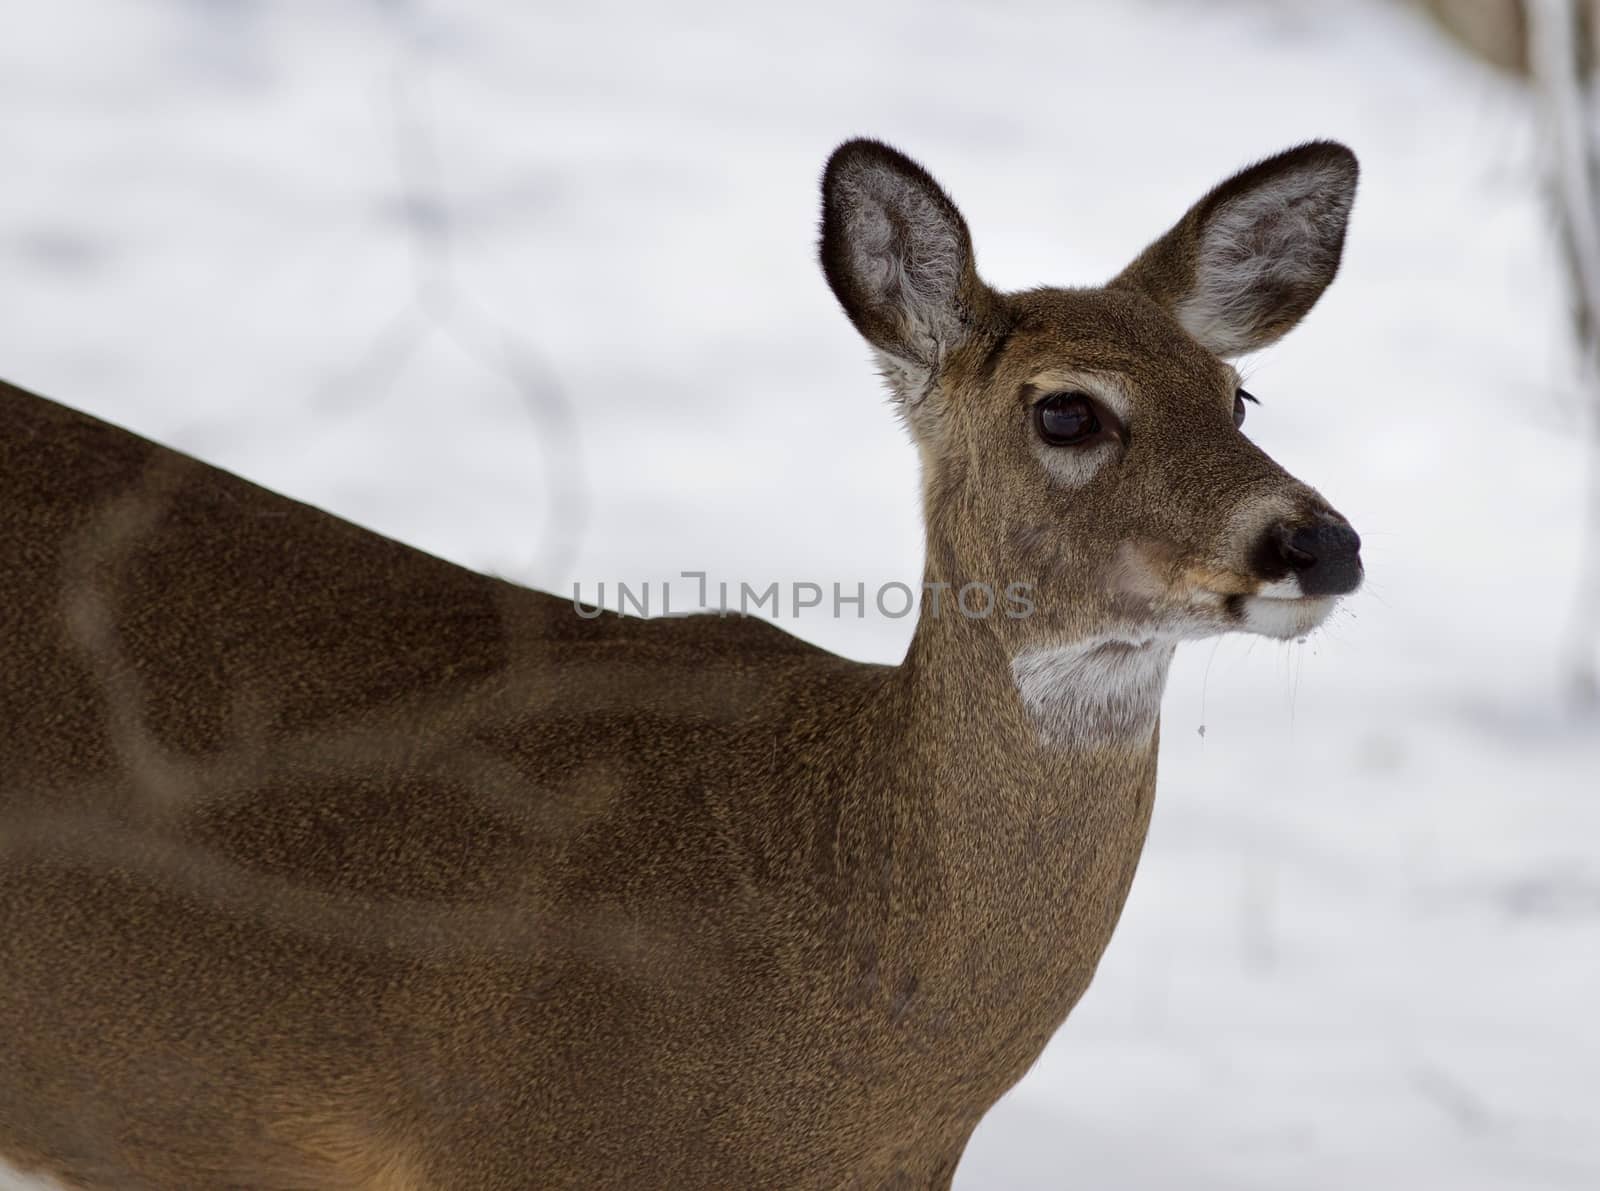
top-left (1035, 393), bottom-right (1101, 447)
top-left (1234, 387), bottom-right (1258, 429)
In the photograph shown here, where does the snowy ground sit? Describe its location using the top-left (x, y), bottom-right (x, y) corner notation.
top-left (3, 1), bottom-right (1598, 1187)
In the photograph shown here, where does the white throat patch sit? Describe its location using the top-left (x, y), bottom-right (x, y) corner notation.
top-left (1011, 638), bottom-right (1175, 746)
top-left (0, 1154), bottom-right (71, 1191)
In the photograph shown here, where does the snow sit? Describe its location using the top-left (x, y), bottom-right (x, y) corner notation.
top-left (2, 0), bottom-right (1597, 1186)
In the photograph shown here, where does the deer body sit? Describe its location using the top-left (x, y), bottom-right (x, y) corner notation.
top-left (1, 141), bottom-right (1362, 1188)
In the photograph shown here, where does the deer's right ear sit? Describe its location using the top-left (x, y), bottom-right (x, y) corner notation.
top-left (1113, 141), bottom-right (1358, 357)
top-left (819, 139), bottom-right (995, 400)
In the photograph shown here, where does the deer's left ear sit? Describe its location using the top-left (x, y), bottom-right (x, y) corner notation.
top-left (1113, 142), bottom-right (1358, 357)
top-left (819, 139), bottom-right (999, 402)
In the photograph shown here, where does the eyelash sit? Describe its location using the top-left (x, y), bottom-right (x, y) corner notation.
top-left (1235, 387), bottom-right (1259, 428)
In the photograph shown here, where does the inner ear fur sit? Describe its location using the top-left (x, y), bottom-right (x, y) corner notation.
top-left (818, 139), bottom-right (999, 396)
top-left (1111, 141), bottom-right (1358, 357)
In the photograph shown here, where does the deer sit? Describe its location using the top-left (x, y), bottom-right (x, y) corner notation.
top-left (0, 138), bottom-right (1363, 1189)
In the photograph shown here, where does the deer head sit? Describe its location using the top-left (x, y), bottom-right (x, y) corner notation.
top-left (820, 139), bottom-right (1362, 741)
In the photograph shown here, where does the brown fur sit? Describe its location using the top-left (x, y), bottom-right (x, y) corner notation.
top-left (0, 140), bottom-right (1361, 1188)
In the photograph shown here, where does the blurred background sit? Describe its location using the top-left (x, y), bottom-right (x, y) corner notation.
top-left (2, 1), bottom-right (1597, 1187)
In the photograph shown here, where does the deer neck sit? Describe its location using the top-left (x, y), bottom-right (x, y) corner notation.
top-left (843, 552), bottom-right (1167, 1029)
top-left (883, 549), bottom-right (1170, 834)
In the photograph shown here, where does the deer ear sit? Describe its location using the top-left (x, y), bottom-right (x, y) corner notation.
top-left (819, 139), bottom-right (996, 399)
top-left (1114, 142), bottom-right (1358, 357)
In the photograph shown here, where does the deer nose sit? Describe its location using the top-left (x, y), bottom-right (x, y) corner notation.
top-left (1276, 518), bottom-right (1363, 597)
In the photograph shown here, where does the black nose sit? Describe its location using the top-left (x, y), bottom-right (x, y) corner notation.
top-left (1277, 519), bottom-right (1363, 597)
